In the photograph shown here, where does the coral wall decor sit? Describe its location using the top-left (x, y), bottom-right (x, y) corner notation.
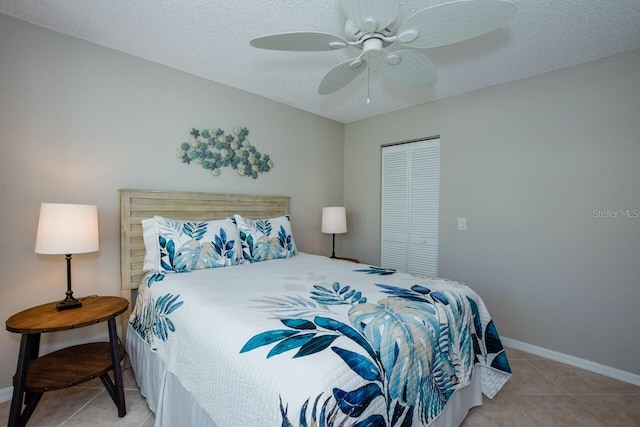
top-left (176, 127), bottom-right (273, 179)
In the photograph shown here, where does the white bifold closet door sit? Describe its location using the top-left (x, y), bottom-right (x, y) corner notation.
top-left (381, 138), bottom-right (440, 276)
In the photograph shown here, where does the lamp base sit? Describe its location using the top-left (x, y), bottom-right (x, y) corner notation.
top-left (57, 254), bottom-right (82, 310)
top-left (330, 233), bottom-right (337, 259)
top-left (57, 297), bottom-right (82, 311)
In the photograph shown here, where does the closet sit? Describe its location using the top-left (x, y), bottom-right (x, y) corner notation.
top-left (381, 138), bottom-right (440, 276)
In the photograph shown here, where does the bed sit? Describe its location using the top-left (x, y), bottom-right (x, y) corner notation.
top-left (120, 189), bottom-right (511, 426)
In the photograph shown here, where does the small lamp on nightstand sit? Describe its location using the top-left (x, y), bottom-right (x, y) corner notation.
top-left (322, 206), bottom-right (347, 259)
top-left (35, 203), bottom-right (99, 310)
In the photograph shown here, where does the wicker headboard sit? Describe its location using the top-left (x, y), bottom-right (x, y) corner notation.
top-left (119, 189), bottom-right (290, 300)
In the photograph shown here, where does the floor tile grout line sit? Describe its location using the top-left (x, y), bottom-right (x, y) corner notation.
top-left (504, 394), bottom-right (537, 427)
top-left (524, 359), bottom-right (573, 395)
top-left (139, 411), bottom-right (153, 427)
top-left (59, 389), bottom-right (105, 426)
top-left (564, 392), bottom-right (611, 426)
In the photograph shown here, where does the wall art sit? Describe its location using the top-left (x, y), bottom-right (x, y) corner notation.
top-left (176, 127), bottom-right (273, 179)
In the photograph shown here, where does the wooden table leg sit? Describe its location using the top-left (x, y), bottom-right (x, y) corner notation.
top-left (8, 333), bottom-right (41, 427)
top-left (103, 318), bottom-right (126, 417)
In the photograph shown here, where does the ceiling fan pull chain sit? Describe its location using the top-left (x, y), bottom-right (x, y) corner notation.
top-left (367, 61), bottom-right (371, 104)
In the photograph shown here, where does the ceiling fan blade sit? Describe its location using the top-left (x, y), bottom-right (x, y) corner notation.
top-left (250, 32), bottom-right (349, 51)
top-left (397, 0), bottom-right (516, 49)
top-left (382, 50), bottom-right (438, 87)
top-left (341, 0), bottom-right (399, 33)
top-left (319, 58), bottom-right (369, 95)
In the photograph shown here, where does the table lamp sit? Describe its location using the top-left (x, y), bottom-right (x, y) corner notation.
top-left (321, 207), bottom-right (347, 259)
top-left (35, 203), bottom-right (99, 310)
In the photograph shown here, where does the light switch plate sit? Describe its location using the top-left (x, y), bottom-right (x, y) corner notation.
top-left (458, 217), bottom-right (467, 231)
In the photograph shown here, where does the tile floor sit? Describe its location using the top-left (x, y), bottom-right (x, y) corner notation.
top-left (1, 347), bottom-right (639, 426)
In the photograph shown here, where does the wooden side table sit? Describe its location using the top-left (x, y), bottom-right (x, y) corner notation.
top-left (6, 296), bottom-right (129, 427)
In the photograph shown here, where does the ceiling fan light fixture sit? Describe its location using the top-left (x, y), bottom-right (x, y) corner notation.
top-left (362, 37), bottom-right (384, 57)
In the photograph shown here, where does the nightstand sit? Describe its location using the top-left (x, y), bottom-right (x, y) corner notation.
top-left (6, 296), bottom-right (129, 427)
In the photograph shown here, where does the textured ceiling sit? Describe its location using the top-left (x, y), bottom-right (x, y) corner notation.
top-left (1, 0), bottom-right (639, 123)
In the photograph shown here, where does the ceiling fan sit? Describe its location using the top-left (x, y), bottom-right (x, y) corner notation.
top-left (250, 0), bottom-right (516, 96)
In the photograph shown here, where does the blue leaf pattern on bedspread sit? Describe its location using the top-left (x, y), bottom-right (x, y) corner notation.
top-left (241, 282), bottom-right (510, 426)
top-left (354, 266), bottom-right (396, 276)
top-left (310, 282), bottom-right (368, 305)
top-left (130, 280), bottom-right (184, 345)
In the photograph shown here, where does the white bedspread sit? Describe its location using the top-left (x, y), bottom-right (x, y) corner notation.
top-left (129, 253), bottom-right (511, 426)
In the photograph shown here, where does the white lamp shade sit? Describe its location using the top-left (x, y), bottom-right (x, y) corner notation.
top-left (35, 203), bottom-right (100, 254)
top-left (321, 207), bottom-right (347, 234)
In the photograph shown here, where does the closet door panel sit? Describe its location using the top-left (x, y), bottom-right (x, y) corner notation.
top-left (381, 146), bottom-right (408, 271)
top-left (408, 140), bottom-right (439, 276)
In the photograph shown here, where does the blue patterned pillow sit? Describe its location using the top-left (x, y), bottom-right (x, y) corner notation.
top-left (233, 214), bottom-right (297, 262)
top-left (153, 216), bottom-right (242, 273)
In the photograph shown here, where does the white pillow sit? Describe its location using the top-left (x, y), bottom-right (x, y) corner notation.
top-left (141, 218), bottom-right (158, 272)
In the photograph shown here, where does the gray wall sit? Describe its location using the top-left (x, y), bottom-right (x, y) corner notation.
top-left (0, 14), bottom-right (344, 389)
top-left (344, 49), bottom-right (640, 375)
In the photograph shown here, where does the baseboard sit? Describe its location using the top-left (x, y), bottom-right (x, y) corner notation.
top-left (0, 386), bottom-right (12, 403)
top-left (501, 336), bottom-right (640, 387)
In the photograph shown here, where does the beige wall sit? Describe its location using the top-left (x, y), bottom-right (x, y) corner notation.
top-left (1, 10), bottom-right (638, 394)
top-left (344, 49), bottom-right (640, 375)
top-left (0, 14), bottom-right (344, 389)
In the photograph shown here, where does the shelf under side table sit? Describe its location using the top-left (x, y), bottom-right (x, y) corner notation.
top-left (24, 342), bottom-right (125, 392)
